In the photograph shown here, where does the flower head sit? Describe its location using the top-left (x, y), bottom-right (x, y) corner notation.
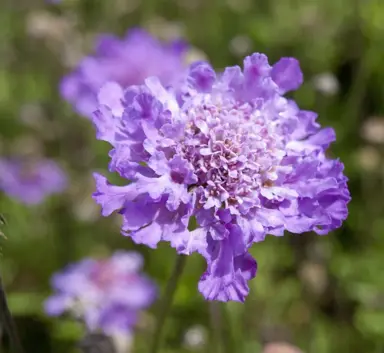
top-left (61, 28), bottom-right (188, 118)
top-left (44, 251), bottom-right (156, 335)
top-left (92, 53), bottom-right (350, 302)
top-left (0, 158), bottom-right (67, 205)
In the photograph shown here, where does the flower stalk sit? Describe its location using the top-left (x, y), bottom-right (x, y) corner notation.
top-left (209, 302), bottom-right (224, 353)
top-left (149, 255), bottom-right (187, 353)
top-left (0, 273), bottom-right (24, 353)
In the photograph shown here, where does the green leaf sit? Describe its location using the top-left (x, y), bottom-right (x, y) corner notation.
top-left (355, 309), bottom-right (384, 340)
top-left (7, 292), bottom-right (46, 316)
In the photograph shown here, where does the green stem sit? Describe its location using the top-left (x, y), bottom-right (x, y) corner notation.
top-left (149, 255), bottom-right (187, 353)
top-left (209, 302), bottom-right (223, 353)
top-left (0, 273), bottom-right (24, 353)
top-left (226, 304), bottom-right (244, 353)
top-left (221, 304), bottom-right (236, 353)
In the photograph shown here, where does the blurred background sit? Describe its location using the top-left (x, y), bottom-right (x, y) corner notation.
top-left (1, 0), bottom-right (384, 352)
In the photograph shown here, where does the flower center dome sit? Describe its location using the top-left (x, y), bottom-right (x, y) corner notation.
top-left (176, 94), bottom-right (286, 213)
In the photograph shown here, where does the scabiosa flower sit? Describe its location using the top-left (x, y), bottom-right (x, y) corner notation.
top-left (44, 251), bottom-right (156, 336)
top-left (92, 53), bottom-right (350, 302)
top-left (0, 158), bottom-right (67, 205)
top-left (61, 28), bottom-right (188, 118)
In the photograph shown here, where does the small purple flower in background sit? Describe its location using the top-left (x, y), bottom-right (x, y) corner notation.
top-left (92, 53), bottom-right (350, 302)
top-left (0, 158), bottom-right (67, 205)
top-left (61, 28), bottom-right (188, 118)
top-left (44, 251), bottom-right (156, 337)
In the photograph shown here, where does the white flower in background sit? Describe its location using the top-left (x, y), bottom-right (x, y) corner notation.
top-left (263, 342), bottom-right (304, 353)
top-left (145, 17), bottom-right (185, 41)
top-left (229, 35), bottom-right (252, 56)
top-left (111, 332), bottom-right (133, 353)
top-left (26, 11), bottom-right (74, 41)
top-left (299, 261), bottom-right (328, 296)
top-left (226, 0), bottom-right (251, 12)
top-left (361, 117), bottom-right (384, 144)
top-left (183, 325), bottom-right (207, 350)
top-left (355, 146), bottom-right (381, 172)
top-left (312, 72), bottom-right (339, 96)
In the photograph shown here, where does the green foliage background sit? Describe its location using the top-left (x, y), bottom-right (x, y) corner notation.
top-left (1, 0), bottom-right (384, 352)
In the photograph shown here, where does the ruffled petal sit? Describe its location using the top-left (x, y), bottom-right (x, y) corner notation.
top-left (120, 198), bottom-right (159, 231)
top-left (98, 82), bottom-right (125, 117)
top-left (128, 221), bottom-right (162, 248)
top-left (284, 215), bottom-right (315, 233)
top-left (93, 173), bottom-right (138, 216)
top-left (243, 53), bottom-right (271, 81)
top-left (188, 61), bottom-right (216, 92)
top-left (165, 228), bottom-right (208, 255)
top-left (271, 57), bottom-right (303, 94)
top-left (219, 66), bottom-right (244, 93)
top-left (236, 216), bottom-right (266, 245)
top-left (198, 231), bottom-right (257, 302)
top-left (254, 208), bottom-right (285, 228)
top-left (92, 105), bottom-right (117, 143)
top-left (144, 77), bottom-right (179, 115)
top-left (148, 151), bottom-right (170, 176)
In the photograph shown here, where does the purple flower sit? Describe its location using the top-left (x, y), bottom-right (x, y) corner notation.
top-left (92, 53), bottom-right (350, 302)
top-left (61, 29), bottom-right (188, 118)
top-left (0, 158), bottom-right (67, 205)
top-left (44, 251), bottom-right (156, 335)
